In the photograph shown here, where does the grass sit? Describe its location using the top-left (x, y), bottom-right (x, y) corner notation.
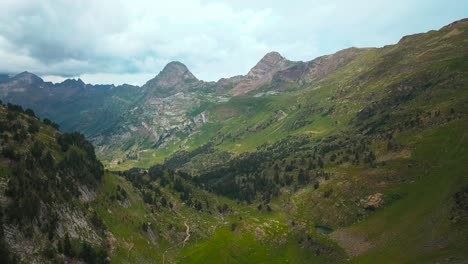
top-left (92, 172), bottom-right (166, 263)
top-left (348, 119), bottom-right (468, 263)
top-left (179, 218), bottom-right (345, 264)
top-left (90, 170), bottom-right (351, 264)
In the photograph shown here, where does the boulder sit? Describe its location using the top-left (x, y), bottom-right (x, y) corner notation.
top-left (361, 193), bottom-right (384, 210)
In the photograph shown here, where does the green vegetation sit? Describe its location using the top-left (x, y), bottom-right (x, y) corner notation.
top-left (1, 19), bottom-right (467, 264)
top-left (349, 120), bottom-right (468, 263)
top-left (0, 103), bottom-right (106, 263)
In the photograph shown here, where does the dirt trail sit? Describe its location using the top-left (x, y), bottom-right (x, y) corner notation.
top-left (182, 221), bottom-right (190, 246)
top-left (162, 221), bottom-right (191, 264)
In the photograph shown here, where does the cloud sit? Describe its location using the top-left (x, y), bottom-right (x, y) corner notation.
top-left (0, 0), bottom-right (466, 85)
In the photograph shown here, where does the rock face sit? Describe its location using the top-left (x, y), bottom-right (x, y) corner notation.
top-left (246, 52), bottom-right (291, 79)
top-left (271, 48), bottom-right (371, 86)
top-left (231, 51), bottom-right (295, 96)
top-left (230, 49), bottom-right (369, 96)
top-left (304, 48), bottom-right (369, 82)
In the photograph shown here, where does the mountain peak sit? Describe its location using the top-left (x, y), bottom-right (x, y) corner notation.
top-left (14, 71), bottom-right (39, 78)
top-left (155, 61), bottom-right (197, 83)
top-left (230, 52), bottom-right (295, 96)
top-left (163, 61), bottom-right (189, 71)
top-left (58, 78), bottom-right (86, 88)
top-left (262, 51), bottom-right (284, 61)
top-left (12, 71), bottom-right (44, 84)
top-left (246, 51), bottom-right (291, 79)
top-left (143, 61), bottom-right (200, 96)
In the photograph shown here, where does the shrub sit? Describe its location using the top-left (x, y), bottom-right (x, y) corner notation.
top-left (24, 108), bottom-right (36, 117)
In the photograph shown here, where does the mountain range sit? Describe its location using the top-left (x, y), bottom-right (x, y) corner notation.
top-left (0, 18), bottom-right (467, 264)
top-left (0, 38), bottom-right (374, 168)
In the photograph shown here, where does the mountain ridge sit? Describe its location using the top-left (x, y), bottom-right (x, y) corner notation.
top-left (0, 47), bottom-right (370, 97)
top-left (0, 18), bottom-right (466, 168)
top-left (2, 16), bottom-right (468, 94)
top-left (0, 46), bottom-right (386, 97)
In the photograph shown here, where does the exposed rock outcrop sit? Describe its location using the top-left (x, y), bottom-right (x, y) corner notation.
top-left (360, 193), bottom-right (384, 210)
top-left (231, 51), bottom-right (296, 95)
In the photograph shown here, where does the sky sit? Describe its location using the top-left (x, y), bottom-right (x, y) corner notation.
top-left (0, 0), bottom-right (466, 85)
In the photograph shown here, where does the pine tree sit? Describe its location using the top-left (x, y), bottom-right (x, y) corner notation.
top-left (63, 233), bottom-right (73, 257)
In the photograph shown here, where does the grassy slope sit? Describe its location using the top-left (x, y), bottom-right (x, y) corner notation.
top-left (178, 207), bottom-right (346, 264)
top-left (348, 119), bottom-right (468, 263)
top-left (92, 172), bottom-right (164, 263)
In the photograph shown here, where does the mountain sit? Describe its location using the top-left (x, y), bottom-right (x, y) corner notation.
top-left (0, 47), bottom-right (372, 166)
top-left (230, 51), bottom-right (295, 95)
top-left (9, 71), bottom-right (44, 85)
top-left (0, 73), bottom-right (142, 137)
top-left (143, 61), bottom-right (201, 97)
top-left (1, 19), bottom-right (467, 171)
top-left (280, 47), bottom-right (370, 83)
top-left (0, 18), bottom-right (467, 263)
top-left (149, 18), bottom-right (468, 262)
top-left (114, 18), bottom-right (468, 262)
top-left (0, 50), bottom-right (371, 165)
top-left (0, 103), bottom-right (107, 263)
top-left (229, 48), bottom-right (371, 96)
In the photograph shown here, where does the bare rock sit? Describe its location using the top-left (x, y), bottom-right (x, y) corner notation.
top-left (360, 193), bottom-right (384, 210)
top-left (78, 185), bottom-right (96, 202)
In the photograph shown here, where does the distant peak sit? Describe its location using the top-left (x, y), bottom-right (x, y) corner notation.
top-left (13, 71), bottom-right (43, 83)
top-left (15, 71), bottom-right (37, 78)
top-left (60, 78), bottom-right (86, 88)
top-left (255, 51), bottom-right (289, 67)
top-left (160, 61), bottom-right (195, 81)
top-left (165, 61), bottom-right (188, 70)
top-left (157, 61), bottom-right (195, 79)
top-left (247, 51), bottom-right (291, 78)
top-left (143, 61), bottom-right (198, 92)
top-left (262, 51), bottom-right (284, 60)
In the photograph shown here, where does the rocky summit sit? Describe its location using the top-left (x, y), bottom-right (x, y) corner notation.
top-left (144, 61), bottom-right (200, 96)
top-left (230, 51), bottom-right (295, 95)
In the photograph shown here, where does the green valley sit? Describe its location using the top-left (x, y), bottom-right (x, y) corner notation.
top-left (0, 16), bottom-right (467, 264)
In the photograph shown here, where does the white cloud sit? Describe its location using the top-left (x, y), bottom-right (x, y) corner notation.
top-left (0, 0), bottom-right (466, 85)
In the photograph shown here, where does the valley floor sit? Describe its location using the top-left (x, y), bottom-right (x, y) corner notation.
top-left (90, 118), bottom-right (468, 263)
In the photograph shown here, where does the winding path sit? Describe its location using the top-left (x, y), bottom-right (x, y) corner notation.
top-left (182, 221), bottom-right (190, 246)
top-left (162, 221), bottom-right (191, 264)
